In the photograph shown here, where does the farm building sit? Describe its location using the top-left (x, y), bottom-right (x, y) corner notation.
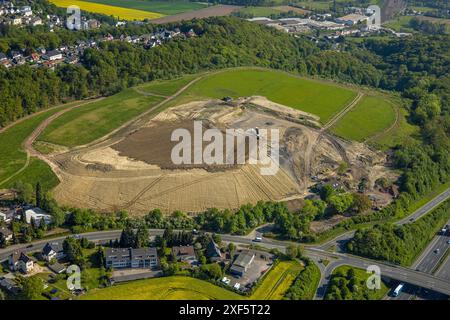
top-left (230, 251), bottom-right (255, 277)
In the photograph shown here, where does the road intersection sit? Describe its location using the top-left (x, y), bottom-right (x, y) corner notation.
top-left (1, 189), bottom-right (449, 299)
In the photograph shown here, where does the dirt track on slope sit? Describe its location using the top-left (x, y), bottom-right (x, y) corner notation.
top-left (0, 99), bottom-right (100, 187)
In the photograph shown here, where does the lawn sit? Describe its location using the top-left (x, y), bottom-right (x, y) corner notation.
top-left (325, 265), bottom-right (389, 300)
top-left (49, 0), bottom-right (163, 20)
top-left (0, 101), bottom-right (81, 188)
top-left (38, 89), bottom-right (164, 147)
top-left (137, 74), bottom-right (197, 96)
top-left (81, 276), bottom-right (243, 300)
top-left (82, 0), bottom-right (207, 16)
top-left (172, 68), bottom-right (358, 123)
top-left (331, 95), bottom-right (396, 142)
top-left (251, 260), bottom-right (303, 300)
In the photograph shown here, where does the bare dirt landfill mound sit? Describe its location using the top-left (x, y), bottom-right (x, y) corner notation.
top-left (50, 97), bottom-right (393, 215)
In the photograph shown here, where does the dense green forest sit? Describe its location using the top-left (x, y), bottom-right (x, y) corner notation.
top-left (347, 200), bottom-right (450, 265)
top-left (284, 258), bottom-right (321, 300)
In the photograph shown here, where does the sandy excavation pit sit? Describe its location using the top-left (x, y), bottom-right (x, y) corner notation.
top-left (112, 119), bottom-right (258, 171)
top-left (51, 97), bottom-right (395, 215)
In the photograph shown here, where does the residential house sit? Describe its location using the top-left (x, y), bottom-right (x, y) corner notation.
top-left (105, 247), bottom-right (159, 269)
top-left (43, 50), bottom-right (62, 61)
top-left (230, 251), bottom-right (255, 277)
top-left (30, 17), bottom-right (42, 26)
top-left (21, 6), bottom-right (32, 17)
top-left (186, 28), bottom-right (197, 38)
top-left (205, 240), bottom-right (223, 262)
top-left (41, 242), bottom-right (65, 262)
top-left (11, 16), bottom-right (21, 25)
top-left (9, 251), bottom-right (34, 273)
top-left (0, 278), bottom-right (20, 295)
top-left (0, 226), bottom-right (13, 242)
top-left (48, 262), bottom-right (67, 274)
top-left (172, 245), bottom-right (196, 262)
top-left (0, 208), bottom-right (14, 223)
top-left (24, 207), bottom-right (52, 226)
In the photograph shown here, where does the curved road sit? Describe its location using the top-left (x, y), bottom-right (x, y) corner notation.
top-left (1, 227), bottom-right (449, 297)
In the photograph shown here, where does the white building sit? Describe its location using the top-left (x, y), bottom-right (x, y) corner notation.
top-left (25, 207), bottom-right (52, 226)
top-left (9, 251), bottom-right (34, 273)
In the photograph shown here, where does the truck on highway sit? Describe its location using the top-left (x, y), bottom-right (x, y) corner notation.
top-left (393, 283), bottom-right (405, 297)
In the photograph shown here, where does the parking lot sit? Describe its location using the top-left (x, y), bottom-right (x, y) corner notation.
top-left (226, 250), bottom-right (274, 291)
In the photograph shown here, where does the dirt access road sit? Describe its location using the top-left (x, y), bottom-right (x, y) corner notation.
top-left (0, 99), bottom-right (99, 187)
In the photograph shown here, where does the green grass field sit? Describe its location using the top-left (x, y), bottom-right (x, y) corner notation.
top-left (385, 15), bottom-right (450, 31)
top-left (82, 276), bottom-right (243, 300)
top-left (331, 95), bottom-right (396, 142)
top-left (172, 69), bottom-right (357, 123)
top-left (0, 101), bottom-right (82, 189)
top-left (83, 0), bottom-right (207, 15)
top-left (82, 259), bottom-right (304, 300)
top-left (137, 74), bottom-right (197, 96)
top-left (325, 265), bottom-right (389, 300)
top-left (372, 107), bottom-right (419, 149)
top-left (38, 89), bottom-right (163, 147)
top-left (4, 157), bottom-right (59, 191)
top-left (251, 260), bottom-right (303, 300)
top-left (296, 0), bottom-right (380, 11)
top-left (237, 6), bottom-right (284, 16)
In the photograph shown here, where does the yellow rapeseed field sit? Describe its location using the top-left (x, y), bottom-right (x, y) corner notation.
top-left (49, 0), bottom-right (164, 20)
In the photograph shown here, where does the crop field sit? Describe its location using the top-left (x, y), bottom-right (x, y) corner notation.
top-left (82, 260), bottom-right (304, 300)
top-left (171, 68), bottom-right (358, 123)
top-left (251, 261), bottom-right (303, 300)
top-left (49, 0), bottom-right (163, 20)
top-left (81, 276), bottom-right (243, 300)
top-left (331, 95), bottom-right (396, 142)
top-left (38, 89), bottom-right (164, 147)
top-left (82, 0), bottom-right (207, 16)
